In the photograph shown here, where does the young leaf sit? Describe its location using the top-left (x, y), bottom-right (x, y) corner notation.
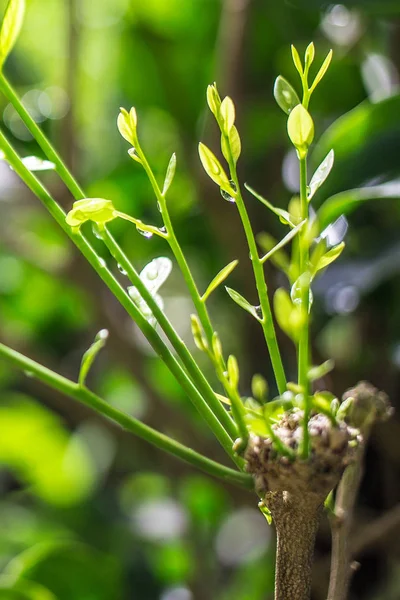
top-left (315, 242), bottom-right (345, 272)
top-left (191, 314), bottom-right (208, 352)
top-left (79, 329), bottom-right (109, 386)
top-left (245, 184), bottom-right (295, 227)
top-left (304, 42), bottom-right (315, 68)
top-left (257, 232), bottom-right (290, 275)
top-left (291, 44), bottom-right (303, 76)
top-left (0, 0), bottom-right (25, 68)
top-left (309, 49), bottom-right (333, 94)
top-left (202, 259), bottom-right (238, 302)
top-left (221, 126), bottom-right (241, 164)
top-left (220, 96), bottom-right (235, 134)
top-left (260, 220), bottom-right (306, 264)
top-left (225, 286), bottom-right (260, 320)
top-left (308, 149), bottom-right (334, 201)
top-left (308, 359), bottom-right (335, 382)
top-left (273, 76), bottom-right (301, 115)
top-left (207, 83), bottom-right (222, 120)
top-left (198, 142), bottom-right (235, 195)
top-left (287, 104), bottom-right (314, 154)
top-left (117, 107), bottom-right (138, 145)
top-left (162, 152), bottom-right (176, 196)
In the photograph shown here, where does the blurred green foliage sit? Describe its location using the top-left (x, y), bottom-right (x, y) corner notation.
top-left (0, 0), bottom-right (400, 598)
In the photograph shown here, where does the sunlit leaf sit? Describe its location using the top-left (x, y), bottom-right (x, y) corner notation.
top-left (206, 82), bottom-right (222, 120)
top-left (304, 42), bottom-right (315, 68)
top-left (162, 152), bottom-right (177, 196)
top-left (225, 286), bottom-right (260, 320)
top-left (221, 125), bottom-right (241, 163)
top-left (274, 288), bottom-right (305, 341)
top-left (287, 104), bottom-right (314, 154)
top-left (291, 44), bottom-right (303, 76)
top-left (202, 260), bottom-right (238, 302)
top-left (0, 0), bottom-right (25, 68)
top-left (79, 329), bottom-right (109, 387)
top-left (308, 149), bottom-right (334, 201)
top-left (314, 241), bottom-right (345, 272)
top-left (66, 198), bottom-right (116, 229)
top-left (198, 142), bottom-right (234, 194)
top-left (220, 96), bottom-right (235, 134)
top-left (117, 107), bottom-right (137, 145)
top-left (273, 76), bottom-right (301, 115)
top-left (309, 49), bottom-right (333, 93)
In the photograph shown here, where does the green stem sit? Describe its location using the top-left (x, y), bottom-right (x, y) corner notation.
top-left (227, 157), bottom-right (287, 396)
top-left (101, 227), bottom-right (239, 443)
top-left (0, 73), bottom-right (85, 200)
top-left (0, 342), bottom-right (253, 490)
top-left (0, 128), bottom-right (239, 466)
top-left (298, 155), bottom-right (311, 458)
top-left (133, 141), bottom-right (215, 345)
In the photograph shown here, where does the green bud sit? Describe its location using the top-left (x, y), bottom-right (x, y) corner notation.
top-left (220, 96), bottom-right (235, 135)
top-left (227, 355), bottom-right (239, 389)
top-left (287, 104), bottom-right (314, 157)
top-left (304, 42), bottom-right (315, 68)
top-left (117, 107), bottom-right (138, 145)
top-left (212, 332), bottom-right (224, 365)
top-left (251, 374), bottom-right (268, 402)
top-left (190, 314), bottom-right (208, 352)
top-left (206, 83), bottom-right (222, 119)
top-left (66, 198), bottom-right (117, 229)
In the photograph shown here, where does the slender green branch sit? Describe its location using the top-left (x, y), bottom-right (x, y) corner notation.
top-left (0, 342), bottom-right (253, 490)
top-left (0, 127), bottom-right (240, 465)
top-left (101, 227), bottom-right (239, 443)
top-left (133, 139), bottom-right (216, 345)
top-left (0, 73), bottom-right (85, 200)
top-left (226, 155), bottom-right (287, 395)
top-left (298, 155), bottom-right (311, 458)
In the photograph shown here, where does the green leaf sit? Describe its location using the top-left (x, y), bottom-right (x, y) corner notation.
top-left (245, 184), bottom-right (296, 227)
top-left (191, 314), bottom-right (208, 352)
top-left (291, 44), bottom-right (303, 76)
top-left (315, 242), bottom-right (345, 272)
top-left (79, 329), bottom-right (109, 387)
top-left (0, 0), bottom-right (25, 68)
top-left (273, 76), bottom-right (301, 115)
top-left (308, 359), bottom-right (335, 382)
top-left (225, 286), bottom-right (260, 320)
top-left (206, 83), bottom-right (222, 119)
top-left (309, 49), bottom-right (333, 93)
top-left (198, 142), bottom-right (235, 195)
top-left (287, 104), bottom-right (314, 153)
top-left (308, 149), bottom-right (334, 201)
top-left (202, 259), bottom-right (238, 302)
top-left (257, 232), bottom-right (290, 275)
top-left (317, 182), bottom-right (400, 229)
top-left (227, 355), bottom-right (239, 388)
top-left (117, 107), bottom-right (137, 145)
top-left (260, 220), bottom-right (306, 264)
top-left (162, 152), bottom-right (176, 196)
top-left (304, 42), bottom-right (315, 68)
top-left (229, 126), bottom-right (241, 163)
top-left (220, 96), bottom-right (235, 134)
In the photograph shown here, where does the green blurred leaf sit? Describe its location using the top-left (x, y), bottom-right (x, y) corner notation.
top-left (311, 96), bottom-right (400, 200)
top-left (0, 0), bottom-right (25, 68)
top-left (317, 182), bottom-right (400, 229)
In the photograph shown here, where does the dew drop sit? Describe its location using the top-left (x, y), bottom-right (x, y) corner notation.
top-left (92, 224), bottom-right (103, 240)
top-left (136, 226), bottom-right (153, 239)
top-left (220, 188), bottom-right (236, 203)
top-left (159, 226), bottom-right (167, 234)
top-left (98, 258), bottom-right (107, 268)
top-left (24, 370), bottom-right (34, 378)
top-left (118, 263), bottom-right (128, 276)
top-left (255, 305), bottom-right (263, 319)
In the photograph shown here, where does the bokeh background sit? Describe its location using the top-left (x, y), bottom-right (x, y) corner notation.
top-left (0, 0), bottom-right (400, 598)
